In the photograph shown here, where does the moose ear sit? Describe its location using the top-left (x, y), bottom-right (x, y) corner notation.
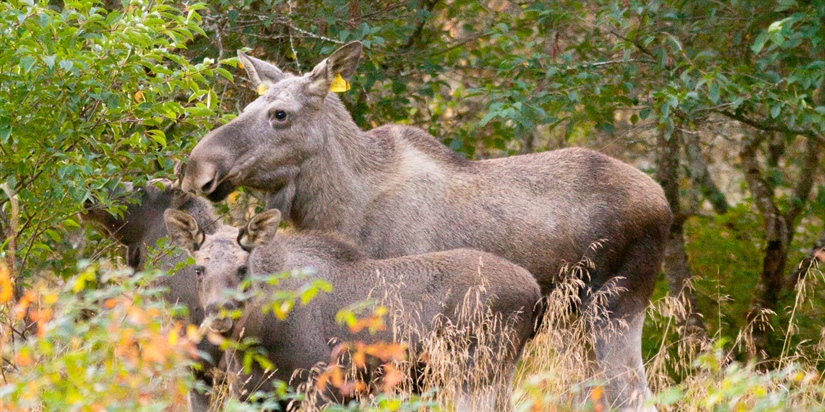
top-left (306, 41), bottom-right (363, 97)
top-left (238, 209), bottom-right (282, 251)
top-left (237, 50), bottom-right (286, 93)
top-left (164, 209), bottom-right (205, 253)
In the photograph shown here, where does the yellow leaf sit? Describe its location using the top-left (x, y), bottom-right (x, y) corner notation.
top-left (238, 61), bottom-right (244, 69)
top-left (274, 300), bottom-right (293, 320)
top-left (329, 73), bottom-right (350, 93)
top-left (43, 293), bottom-right (58, 305)
top-left (169, 324), bottom-right (181, 346)
top-left (15, 348), bottom-right (33, 367)
top-left (257, 84), bottom-right (269, 95)
top-left (0, 262), bottom-right (12, 304)
top-left (186, 324), bottom-right (202, 343)
top-left (134, 90), bottom-right (145, 103)
top-left (590, 385), bottom-right (603, 401)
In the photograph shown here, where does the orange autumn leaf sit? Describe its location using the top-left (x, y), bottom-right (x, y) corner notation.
top-left (0, 262), bottom-right (12, 304)
top-left (142, 334), bottom-right (169, 364)
top-left (353, 351), bottom-right (366, 369)
top-left (15, 350), bottom-right (33, 367)
top-left (380, 363), bottom-right (406, 391)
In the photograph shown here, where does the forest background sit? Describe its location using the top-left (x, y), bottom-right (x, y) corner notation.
top-left (1, 0), bottom-right (825, 410)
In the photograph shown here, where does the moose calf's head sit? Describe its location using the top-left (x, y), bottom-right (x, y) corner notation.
top-left (83, 179), bottom-right (192, 268)
top-left (164, 209), bottom-right (283, 334)
top-left (182, 42), bottom-right (363, 201)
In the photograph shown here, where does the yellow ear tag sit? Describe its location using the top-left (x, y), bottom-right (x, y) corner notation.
top-left (257, 84), bottom-right (269, 96)
top-left (329, 73), bottom-right (350, 93)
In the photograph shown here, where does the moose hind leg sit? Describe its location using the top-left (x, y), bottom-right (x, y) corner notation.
top-left (586, 241), bottom-right (660, 412)
top-left (456, 386), bottom-right (498, 412)
top-left (591, 308), bottom-right (653, 411)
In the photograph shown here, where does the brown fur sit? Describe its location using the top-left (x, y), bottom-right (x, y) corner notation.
top-left (182, 42), bottom-right (672, 410)
top-left (166, 209), bottom-right (544, 411)
top-left (82, 179), bottom-right (223, 411)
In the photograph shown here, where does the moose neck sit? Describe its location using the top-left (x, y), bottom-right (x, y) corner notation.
top-left (289, 96), bottom-right (393, 234)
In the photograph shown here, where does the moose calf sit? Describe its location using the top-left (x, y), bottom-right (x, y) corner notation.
top-left (165, 208), bottom-right (544, 412)
top-left (82, 179), bottom-right (222, 411)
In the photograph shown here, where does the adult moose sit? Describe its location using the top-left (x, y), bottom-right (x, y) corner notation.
top-left (183, 42), bottom-right (672, 410)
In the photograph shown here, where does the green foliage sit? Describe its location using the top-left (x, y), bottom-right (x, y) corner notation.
top-left (653, 341), bottom-right (825, 411)
top-left (0, 0), bottom-right (231, 280)
top-left (326, 392), bottom-right (441, 412)
top-left (685, 205), bottom-right (765, 339)
top-left (1, 0), bottom-right (825, 409)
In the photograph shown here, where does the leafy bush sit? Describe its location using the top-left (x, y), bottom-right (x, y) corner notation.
top-left (0, 0), bottom-right (231, 281)
top-left (0, 262), bottom-right (199, 410)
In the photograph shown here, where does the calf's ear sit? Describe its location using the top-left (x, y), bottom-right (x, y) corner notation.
top-left (237, 51), bottom-right (286, 94)
top-left (238, 209), bottom-right (282, 251)
top-left (306, 41), bottom-right (363, 97)
top-left (164, 209), bottom-right (204, 253)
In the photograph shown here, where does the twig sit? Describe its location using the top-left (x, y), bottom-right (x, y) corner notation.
top-left (716, 109), bottom-right (825, 147)
top-left (286, 3), bottom-right (302, 74)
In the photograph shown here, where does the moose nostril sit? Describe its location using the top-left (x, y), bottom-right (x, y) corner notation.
top-left (200, 178), bottom-right (215, 194)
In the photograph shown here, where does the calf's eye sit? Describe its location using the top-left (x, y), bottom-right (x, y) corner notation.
top-left (194, 267), bottom-right (204, 281)
top-left (269, 109), bottom-right (289, 128)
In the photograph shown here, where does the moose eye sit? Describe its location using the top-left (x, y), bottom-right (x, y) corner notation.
top-left (273, 110), bottom-right (287, 121)
top-left (237, 265), bottom-right (248, 279)
top-left (194, 267), bottom-right (204, 282)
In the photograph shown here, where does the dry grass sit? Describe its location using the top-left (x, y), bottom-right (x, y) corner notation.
top-left (4, 255), bottom-right (825, 411)
top-left (166, 259), bottom-right (825, 411)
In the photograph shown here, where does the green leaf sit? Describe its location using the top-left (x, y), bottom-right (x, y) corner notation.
top-left (146, 130), bottom-right (166, 146)
top-left (708, 82), bottom-right (720, 104)
top-left (770, 104), bottom-right (781, 119)
top-left (639, 108), bottom-right (651, 120)
top-left (214, 67), bottom-right (233, 82)
top-left (19, 55), bottom-right (36, 73)
top-left (58, 59), bottom-right (73, 71)
top-left (751, 31), bottom-right (769, 54)
top-left (0, 123), bottom-right (11, 144)
top-left (42, 55), bottom-right (56, 69)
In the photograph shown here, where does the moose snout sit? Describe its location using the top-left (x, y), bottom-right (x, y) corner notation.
top-left (202, 302), bottom-right (238, 334)
top-left (183, 160), bottom-right (219, 196)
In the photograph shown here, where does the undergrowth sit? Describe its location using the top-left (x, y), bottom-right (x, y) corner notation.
top-left (0, 259), bottom-right (823, 411)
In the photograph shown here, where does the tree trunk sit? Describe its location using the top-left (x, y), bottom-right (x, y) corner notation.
top-left (656, 129), bottom-right (709, 341)
top-left (682, 131), bottom-right (729, 215)
top-left (787, 228), bottom-right (825, 289)
top-left (741, 134), bottom-right (821, 359)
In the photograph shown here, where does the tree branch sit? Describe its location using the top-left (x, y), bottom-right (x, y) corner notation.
top-left (740, 133), bottom-right (779, 219)
top-left (785, 138), bottom-right (821, 225)
top-left (682, 131), bottom-right (730, 215)
top-left (717, 109), bottom-right (825, 148)
top-left (399, 0), bottom-right (439, 52)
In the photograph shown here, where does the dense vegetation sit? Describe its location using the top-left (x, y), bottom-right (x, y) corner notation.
top-left (1, 0), bottom-right (824, 410)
